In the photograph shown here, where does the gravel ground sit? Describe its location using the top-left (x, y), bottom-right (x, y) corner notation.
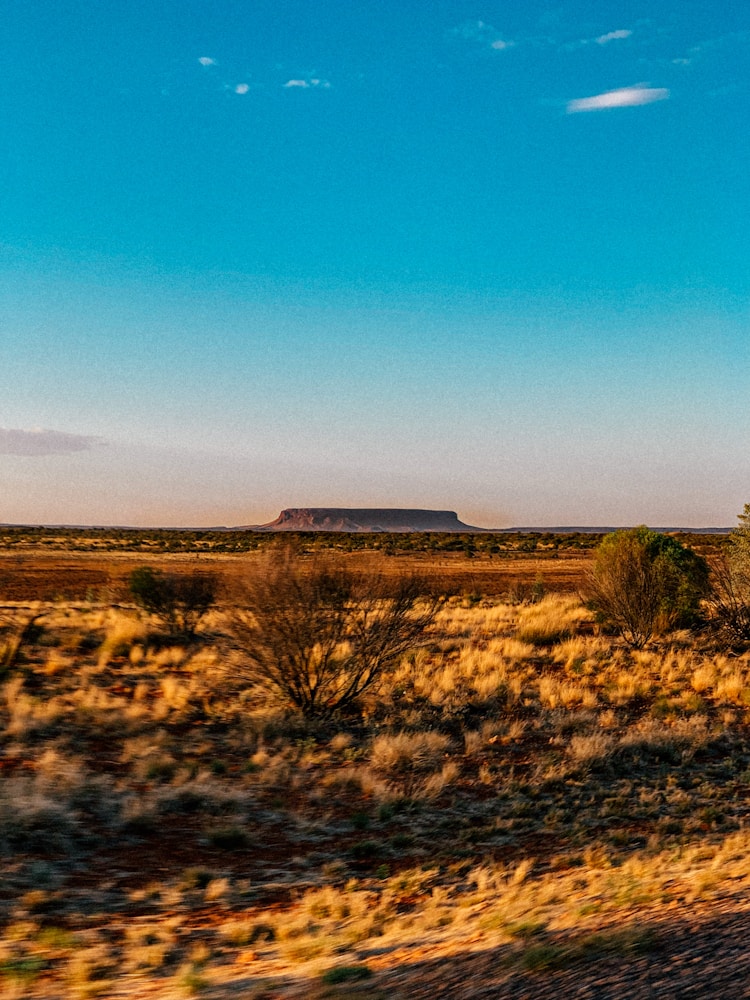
top-left (372, 900), bottom-right (750, 1000)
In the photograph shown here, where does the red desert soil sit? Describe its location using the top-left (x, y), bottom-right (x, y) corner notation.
top-left (0, 549), bottom-right (592, 602)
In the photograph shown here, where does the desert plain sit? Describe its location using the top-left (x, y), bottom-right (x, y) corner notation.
top-left (3, 528), bottom-right (750, 999)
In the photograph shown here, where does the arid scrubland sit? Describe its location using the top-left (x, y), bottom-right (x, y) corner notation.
top-left (3, 548), bottom-right (750, 998)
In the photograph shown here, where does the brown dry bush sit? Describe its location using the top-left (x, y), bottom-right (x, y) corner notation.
top-left (706, 554), bottom-right (750, 645)
top-left (0, 607), bottom-right (43, 676)
top-left (232, 548), bottom-right (441, 717)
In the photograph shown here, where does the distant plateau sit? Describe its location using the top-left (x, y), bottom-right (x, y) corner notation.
top-left (240, 508), bottom-right (484, 533)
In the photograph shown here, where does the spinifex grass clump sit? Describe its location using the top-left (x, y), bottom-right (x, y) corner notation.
top-left (367, 730), bottom-right (456, 800)
top-left (515, 595), bottom-right (589, 646)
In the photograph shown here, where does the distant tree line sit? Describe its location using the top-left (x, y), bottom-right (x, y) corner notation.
top-left (1, 525), bottom-right (720, 555)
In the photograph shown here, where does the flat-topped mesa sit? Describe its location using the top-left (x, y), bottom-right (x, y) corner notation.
top-left (247, 508), bottom-right (486, 533)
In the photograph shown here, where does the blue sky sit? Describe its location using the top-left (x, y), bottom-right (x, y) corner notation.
top-left (1, 0), bottom-right (748, 527)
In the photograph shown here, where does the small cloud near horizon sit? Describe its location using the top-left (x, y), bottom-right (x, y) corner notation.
top-left (198, 56), bottom-right (216, 67)
top-left (234, 83), bottom-right (250, 94)
top-left (0, 428), bottom-right (105, 457)
top-left (567, 84), bottom-right (669, 113)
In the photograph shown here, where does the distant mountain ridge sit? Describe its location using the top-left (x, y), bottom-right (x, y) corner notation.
top-left (242, 508), bottom-right (485, 533)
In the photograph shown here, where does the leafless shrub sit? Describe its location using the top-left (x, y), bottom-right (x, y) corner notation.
top-left (232, 548), bottom-right (441, 717)
top-left (705, 554), bottom-right (750, 645)
top-left (0, 750), bottom-right (117, 852)
top-left (0, 608), bottom-right (42, 676)
top-left (567, 732), bottom-right (614, 769)
top-left (618, 715), bottom-right (710, 761)
top-left (152, 770), bottom-right (247, 816)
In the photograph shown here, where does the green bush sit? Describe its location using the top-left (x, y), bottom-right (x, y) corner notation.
top-left (321, 964), bottom-right (372, 985)
top-left (128, 567), bottom-right (217, 638)
top-left (587, 527), bottom-right (709, 647)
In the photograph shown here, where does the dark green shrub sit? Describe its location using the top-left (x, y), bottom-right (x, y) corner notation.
top-left (349, 838), bottom-right (381, 860)
top-left (180, 867), bottom-right (213, 890)
top-left (205, 825), bottom-right (251, 850)
top-left (0, 956), bottom-right (47, 987)
top-left (128, 567), bottom-right (217, 638)
top-left (321, 964), bottom-right (372, 985)
top-left (587, 527), bottom-right (709, 647)
top-left (729, 502), bottom-right (750, 577)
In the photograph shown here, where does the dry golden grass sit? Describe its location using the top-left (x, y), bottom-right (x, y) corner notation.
top-left (514, 595), bottom-right (590, 645)
top-left (1, 574), bottom-right (750, 998)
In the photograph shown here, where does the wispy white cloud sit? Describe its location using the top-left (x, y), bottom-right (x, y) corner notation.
top-left (282, 78), bottom-right (331, 89)
top-left (0, 428), bottom-right (105, 457)
top-left (455, 20), bottom-right (514, 51)
top-left (563, 27), bottom-right (634, 51)
top-left (234, 83), bottom-right (249, 95)
top-left (567, 84), bottom-right (669, 113)
top-left (595, 29), bottom-right (632, 45)
top-left (198, 56), bottom-right (216, 67)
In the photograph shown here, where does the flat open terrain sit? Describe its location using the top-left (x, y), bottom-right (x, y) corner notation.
top-left (0, 548), bottom-right (592, 603)
top-left (2, 537), bottom-right (749, 999)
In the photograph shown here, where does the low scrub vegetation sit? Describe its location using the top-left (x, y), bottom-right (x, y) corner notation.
top-left (1, 532), bottom-right (750, 997)
top-left (232, 549), bottom-right (441, 716)
top-left (129, 566), bottom-right (218, 638)
top-left (586, 526), bottom-right (710, 647)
